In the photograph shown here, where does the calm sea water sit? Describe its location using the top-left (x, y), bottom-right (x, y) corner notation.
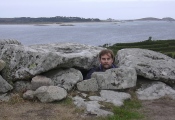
top-left (0, 21), bottom-right (175, 46)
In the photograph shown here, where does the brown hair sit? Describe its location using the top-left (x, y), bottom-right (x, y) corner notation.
top-left (98, 49), bottom-right (115, 61)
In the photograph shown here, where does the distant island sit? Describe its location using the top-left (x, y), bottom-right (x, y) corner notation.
top-left (105, 17), bottom-right (175, 22)
top-left (0, 16), bottom-right (100, 24)
top-left (0, 16), bottom-right (174, 24)
top-left (134, 17), bottom-right (175, 21)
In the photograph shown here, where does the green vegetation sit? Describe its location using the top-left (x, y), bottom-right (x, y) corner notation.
top-left (109, 100), bottom-right (143, 120)
top-left (59, 97), bottom-right (73, 105)
top-left (97, 99), bottom-right (144, 120)
top-left (8, 94), bottom-right (25, 105)
top-left (53, 91), bottom-right (145, 120)
top-left (104, 38), bottom-right (175, 58)
top-left (28, 63), bottom-right (37, 69)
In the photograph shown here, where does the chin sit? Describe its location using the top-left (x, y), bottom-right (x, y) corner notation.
top-left (103, 66), bottom-right (110, 69)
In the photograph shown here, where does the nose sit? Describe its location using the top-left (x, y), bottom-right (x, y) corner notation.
top-left (104, 59), bottom-right (108, 62)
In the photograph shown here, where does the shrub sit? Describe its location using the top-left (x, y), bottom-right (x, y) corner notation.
top-left (166, 53), bottom-right (173, 58)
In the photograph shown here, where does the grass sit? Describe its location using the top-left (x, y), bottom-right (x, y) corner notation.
top-left (57, 97), bottom-right (73, 105)
top-left (79, 90), bottom-right (144, 120)
top-left (95, 88), bottom-right (144, 120)
top-left (2, 91), bottom-right (145, 120)
top-left (7, 93), bottom-right (25, 104)
top-left (104, 39), bottom-right (175, 58)
top-left (106, 99), bottom-right (143, 120)
top-left (53, 91), bottom-right (144, 120)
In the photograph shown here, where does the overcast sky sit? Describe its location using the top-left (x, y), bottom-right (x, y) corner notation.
top-left (1, 0), bottom-right (175, 20)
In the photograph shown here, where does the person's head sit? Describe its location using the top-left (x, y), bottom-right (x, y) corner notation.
top-left (98, 49), bottom-right (115, 69)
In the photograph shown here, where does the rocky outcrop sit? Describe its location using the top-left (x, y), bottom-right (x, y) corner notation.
top-left (0, 93), bottom-right (10, 102)
top-left (77, 78), bottom-right (99, 91)
top-left (73, 95), bottom-right (114, 117)
top-left (0, 75), bottom-right (13, 93)
top-left (73, 90), bottom-right (131, 116)
top-left (34, 86), bottom-right (67, 103)
top-left (44, 68), bottom-right (83, 91)
top-left (0, 60), bottom-right (5, 71)
top-left (31, 75), bottom-right (54, 90)
top-left (1, 40), bottom-right (175, 117)
top-left (93, 67), bottom-right (137, 90)
top-left (0, 39), bottom-right (22, 45)
top-left (0, 43), bottom-right (103, 81)
top-left (136, 82), bottom-right (175, 100)
top-left (100, 90), bottom-right (131, 106)
top-left (23, 90), bottom-right (34, 100)
top-left (23, 85), bottom-right (68, 103)
top-left (13, 81), bottom-right (31, 93)
top-left (117, 48), bottom-right (175, 84)
top-left (77, 67), bottom-right (137, 91)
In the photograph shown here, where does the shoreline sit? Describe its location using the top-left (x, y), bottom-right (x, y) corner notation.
top-left (0, 20), bottom-right (174, 25)
top-left (0, 21), bottom-right (112, 25)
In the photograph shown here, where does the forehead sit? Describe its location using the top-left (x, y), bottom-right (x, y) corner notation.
top-left (101, 53), bottom-right (112, 58)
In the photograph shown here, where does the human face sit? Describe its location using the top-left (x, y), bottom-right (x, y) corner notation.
top-left (99, 53), bottom-right (114, 70)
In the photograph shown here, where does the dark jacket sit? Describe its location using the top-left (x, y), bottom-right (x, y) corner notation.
top-left (84, 64), bottom-right (117, 80)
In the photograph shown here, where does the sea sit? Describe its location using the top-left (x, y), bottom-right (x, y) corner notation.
top-left (0, 21), bottom-right (175, 46)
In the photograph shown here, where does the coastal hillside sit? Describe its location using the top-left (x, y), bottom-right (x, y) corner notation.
top-left (0, 16), bottom-right (174, 24)
top-left (135, 17), bottom-right (175, 21)
top-left (105, 39), bottom-right (175, 58)
top-left (0, 16), bottom-right (100, 24)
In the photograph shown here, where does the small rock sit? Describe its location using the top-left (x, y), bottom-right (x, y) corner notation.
top-left (31, 75), bottom-right (54, 90)
top-left (23, 90), bottom-right (35, 100)
top-left (34, 86), bottom-right (67, 103)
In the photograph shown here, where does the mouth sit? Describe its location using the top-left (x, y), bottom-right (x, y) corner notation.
top-left (103, 64), bottom-right (110, 68)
